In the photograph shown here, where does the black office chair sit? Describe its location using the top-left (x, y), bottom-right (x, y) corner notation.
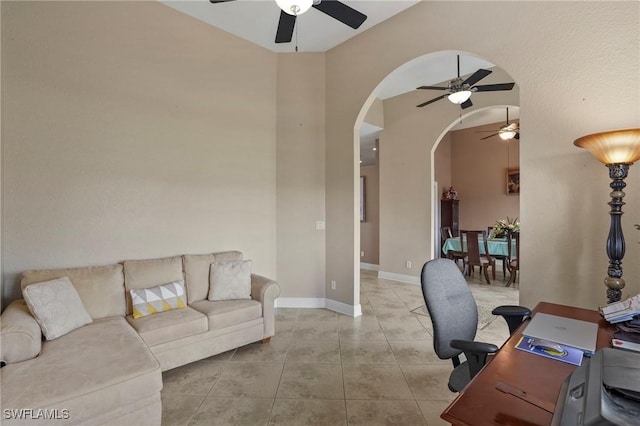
top-left (420, 258), bottom-right (530, 392)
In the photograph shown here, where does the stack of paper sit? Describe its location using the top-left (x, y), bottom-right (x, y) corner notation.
top-left (612, 316), bottom-right (640, 353)
top-left (600, 294), bottom-right (640, 323)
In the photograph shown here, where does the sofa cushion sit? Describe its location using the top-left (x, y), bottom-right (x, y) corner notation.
top-left (126, 306), bottom-right (208, 347)
top-left (23, 277), bottom-right (93, 340)
top-left (190, 299), bottom-right (262, 331)
top-left (183, 251), bottom-right (244, 304)
top-left (123, 256), bottom-right (184, 315)
top-left (21, 263), bottom-right (125, 319)
top-left (0, 317), bottom-right (161, 424)
top-left (0, 300), bottom-right (42, 364)
top-left (130, 280), bottom-right (187, 319)
top-left (208, 260), bottom-right (252, 301)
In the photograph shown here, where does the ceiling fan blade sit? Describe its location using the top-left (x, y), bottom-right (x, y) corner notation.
top-left (209, 0), bottom-right (236, 3)
top-left (481, 133), bottom-right (499, 140)
top-left (462, 69), bottom-right (492, 86)
top-left (460, 99), bottom-right (473, 109)
top-left (417, 94), bottom-right (448, 108)
top-left (473, 82), bottom-right (516, 92)
top-left (313, 1), bottom-right (367, 29)
top-left (275, 11), bottom-right (296, 43)
top-left (417, 85), bottom-right (448, 90)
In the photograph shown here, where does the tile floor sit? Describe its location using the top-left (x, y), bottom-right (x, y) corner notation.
top-left (161, 266), bottom-right (520, 425)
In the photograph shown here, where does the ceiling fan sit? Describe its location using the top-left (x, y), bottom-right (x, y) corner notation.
top-left (477, 108), bottom-right (520, 140)
top-left (416, 55), bottom-right (515, 110)
top-left (209, 0), bottom-right (367, 44)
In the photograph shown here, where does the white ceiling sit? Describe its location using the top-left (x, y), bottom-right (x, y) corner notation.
top-left (161, 0), bottom-right (421, 53)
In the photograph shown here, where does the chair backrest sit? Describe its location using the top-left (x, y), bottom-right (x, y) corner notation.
top-left (440, 226), bottom-right (453, 241)
top-left (508, 232), bottom-right (520, 268)
top-left (420, 259), bottom-right (478, 360)
top-left (461, 230), bottom-right (488, 265)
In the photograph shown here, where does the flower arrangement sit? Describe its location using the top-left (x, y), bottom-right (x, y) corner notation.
top-left (490, 217), bottom-right (520, 238)
top-left (443, 186), bottom-right (458, 200)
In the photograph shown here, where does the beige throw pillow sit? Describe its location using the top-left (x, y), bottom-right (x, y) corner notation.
top-left (208, 260), bottom-right (252, 301)
top-left (22, 276), bottom-right (93, 340)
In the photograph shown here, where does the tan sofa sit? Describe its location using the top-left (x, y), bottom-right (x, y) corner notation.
top-left (0, 251), bottom-right (280, 425)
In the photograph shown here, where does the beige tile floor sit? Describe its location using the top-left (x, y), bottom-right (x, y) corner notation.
top-left (161, 266), bottom-right (520, 425)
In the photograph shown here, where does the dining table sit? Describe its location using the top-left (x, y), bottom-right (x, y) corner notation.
top-left (442, 236), bottom-right (515, 257)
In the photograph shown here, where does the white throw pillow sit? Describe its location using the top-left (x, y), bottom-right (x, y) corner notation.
top-left (208, 260), bottom-right (252, 301)
top-left (22, 276), bottom-right (93, 340)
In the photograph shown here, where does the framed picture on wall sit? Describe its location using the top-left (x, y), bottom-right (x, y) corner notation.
top-left (360, 176), bottom-right (366, 222)
top-left (506, 168), bottom-right (520, 195)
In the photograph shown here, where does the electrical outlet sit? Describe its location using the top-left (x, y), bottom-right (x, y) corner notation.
top-left (406, 260), bottom-right (412, 269)
top-left (360, 251), bottom-right (365, 257)
top-left (330, 280), bottom-right (337, 290)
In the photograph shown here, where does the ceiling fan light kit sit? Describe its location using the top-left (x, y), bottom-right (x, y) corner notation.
top-left (499, 130), bottom-right (517, 141)
top-left (499, 123), bottom-right (518, 140)
top-left (448, 90), bottom-right (472, 105)
top-left (477, 108), bottom-right (520, 141)
top-left (276, 0), bottom-right (313, 15)
top-left (210, 0), bottom-right (367, 46)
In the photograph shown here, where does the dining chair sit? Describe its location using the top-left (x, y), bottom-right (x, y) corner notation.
top-left (506, 231), bottom-right (520, 287)
top-left (461, 230), bottom-right (496, 285)
top-left (420, 259), bottom-right (531, 392)
top-left (441, 226), bottom-right (465, 266)
top-left (487, 226), bottom-right (508, 279)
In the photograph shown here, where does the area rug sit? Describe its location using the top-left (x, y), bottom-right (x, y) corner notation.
top-left (411, 304), bottom-right (498, 330)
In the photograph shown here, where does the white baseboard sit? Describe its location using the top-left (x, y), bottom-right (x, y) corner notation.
top-left (275, 297), bottom-right (362, 318)
top-left (359, 263), bottom-right (379, 271)
top-left (326, 299), bottom-right (362, 318)
top-left (377, 270), bottom-right (420, 285)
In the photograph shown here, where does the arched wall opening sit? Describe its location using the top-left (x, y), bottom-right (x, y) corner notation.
top-left (353, 51), bottom-right (520, 306)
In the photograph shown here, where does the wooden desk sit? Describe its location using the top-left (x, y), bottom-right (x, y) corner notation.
top-left (441, 302), bottom-right (616, 426)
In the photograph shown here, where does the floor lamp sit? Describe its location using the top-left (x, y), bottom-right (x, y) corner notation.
top-left (574, 128), bottom-right (640, 303)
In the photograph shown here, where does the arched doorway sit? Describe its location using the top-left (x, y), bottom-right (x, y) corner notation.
top-left (353, 51), bottom-right (520, 310)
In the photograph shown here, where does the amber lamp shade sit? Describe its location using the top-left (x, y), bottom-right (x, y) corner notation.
top-left (574, 128), bottom-right (640, 303)
top-left (574, 128), bottom-right (640, 164)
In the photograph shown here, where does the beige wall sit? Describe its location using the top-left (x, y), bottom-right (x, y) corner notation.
top-left (451, 121), bottom-right (520, 231)
top-left (360, 164), bottom-right (379, 265)
top-left (434, 132), bottom-right (452, 206)
top-left (276, 53), bottom-right (326, 299)
top-left (1, 1), bottom-right (278, 303)
top-left (326, 1), bottom-right (639, 309)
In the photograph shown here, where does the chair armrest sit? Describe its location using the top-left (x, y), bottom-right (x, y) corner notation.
top-left (450, 339), bottom-right (498, 354)
top-left (250, 274), bottom-right (280, 338)
top-left (492, 305), bottom-right (531, 335)
top-left (450, 339), bottom-right (498, 380)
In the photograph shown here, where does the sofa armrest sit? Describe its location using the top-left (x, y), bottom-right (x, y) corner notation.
top-left (250, 274), bottom-right (280, 338)
top-left (1, 299), bottom-right (43, 365)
